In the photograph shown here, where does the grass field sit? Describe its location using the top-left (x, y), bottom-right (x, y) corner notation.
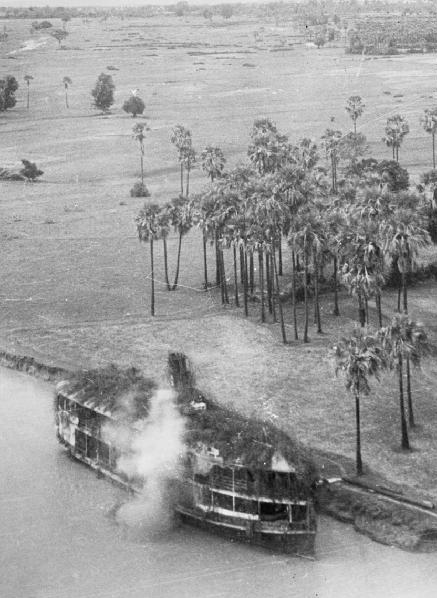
top-left (2, 15), bottom-right (437, 501)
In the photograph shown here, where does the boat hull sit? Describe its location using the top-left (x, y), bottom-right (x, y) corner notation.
top-left (175, 505), bottom-right (316, 556)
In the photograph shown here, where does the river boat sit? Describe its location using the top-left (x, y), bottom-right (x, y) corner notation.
top-left (54, 357), bottom-right (317, 556)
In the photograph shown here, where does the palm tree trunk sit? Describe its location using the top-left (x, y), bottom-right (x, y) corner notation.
top-left (397, 277), bottom-right (402, 312)
top-left (398, 354), bottom-right (410, 450)
top-left (333, 255), bottom-right (340, 316)
top-left (272, 246), bottom-right (286, 343)
top-left (266, 255), bottom-right (272, 314)
top-left (65, 89), bottom-right (69, 109)
top-left (376, 292), bottom-right (383, 328)
top-left (140, 154), bottom-right (144, 186)
top-left (364, 295), bottom-right (369, 325)
top-left (180, 163), bottom-right (184, 196)
top-left (292, 250), bottom-right (298, 340)
top-left (163, 237), bottom-right (171, 291)
top-left (185, 165), bottom-right (190, 197)
top-left (355, 388), bottom-right (363, 476)
top-left (240, 245), bottom-right (244, 285)
top-left (243, 249), bottom-right (248, 317)
top-left (171, 231), bottom-right (183, 290)
top-left (27, 84), bottom-right (30, 110)
top-left (358, 291), bottom-right (365, 327)
top-left (221, 249), bottom-right (229, 304)
top-left (150, 238), bottom-right (155, 316)
top-left (433, 132), bottom-right (436, 170)
top-left (278, 232), bottom-right (283, 276)
top-left (216, 231), bottom-right (221, 286)
top-left (249, 253), bottom-right (254, 294)
top-left (303, 251), bottom-right (309, 343)
top-left (271, 252), bottom-right (277, 323)
top-left (202, 231), bottom-right (208, 290)
top-left (314, 254), bottom-right (322, 333)
top-left (406, 355), bottom-right (415, 428)
top-left (233, 244), bottom-right (239, 307)
top-left (402, 270), bottom-right (408, 314)
top-left (259, 249), bottom-right (265, 323)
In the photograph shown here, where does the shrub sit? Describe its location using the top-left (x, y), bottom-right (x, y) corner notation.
top-left (420, 169), bottom-right (437, 186)
top-left (91, 73), bottom-right (115, 113)
top-left (130, 181), bottom-right (150, 197)
top-left (0, 76), bottom-right (18, 112)
top-left (20, 159), bottom-right (43, 181)
top-left (378, 160), bottom-right (409, 191)
top-left (122, 95), bottom-right (145, 118)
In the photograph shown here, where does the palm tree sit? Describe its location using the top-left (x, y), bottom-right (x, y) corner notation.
top-left (136, 203), bottom-right (161, 316)
top-left (402, 318), bottom-right (429, 427)
top-left (321, 128), bottom-right (342, 193)
top-left (168, 195), bottom-right (192, 290)
top-left (383, 213), bottom-right (430, 314)
top-left (170, 125), bottom-right (192, 196)
top-left (335, 330), bottom-right (384, 476)
top-left (289, 217), bottom-right (323, 342)
top-left (345, 95), bottom-right (365, 135)
top-left (380, 315), bottom-right (417, 450)
top-left (157, 206), bottom-right (171, 291)
top-left (382, 114), bottom-right (409, 162)
top-left (24, 74), bottom-right (33, 109)
top-left (132, 123), bottom-right (150, 188)
top-left (201, 146), bottom-right (226, 182)
top-left (420, 107), bottom-right (437, 169)
top-left (63, 76), bottom-right (72, 108)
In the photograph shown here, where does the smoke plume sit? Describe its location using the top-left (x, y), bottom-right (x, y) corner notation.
top-left (105, 388), bottom-right (186, 537)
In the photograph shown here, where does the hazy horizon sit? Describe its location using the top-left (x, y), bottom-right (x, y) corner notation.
top-left (1, 0), bottom-right (270, 7)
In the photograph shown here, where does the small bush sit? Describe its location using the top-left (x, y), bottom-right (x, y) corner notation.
top-left (130, 182), bottom-right (150, 198)
top-left (420, 169), bottom-right (437, 186)
top-left (122, 95), bottom-right (145, 118)
top-left (20, 159), bottom-right (43, 181)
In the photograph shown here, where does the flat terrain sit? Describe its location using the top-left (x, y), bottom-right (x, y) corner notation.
top-left (1, 16), bottom-right (437, 500)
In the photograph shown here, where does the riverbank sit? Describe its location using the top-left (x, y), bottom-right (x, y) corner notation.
top-left (3, 346), bottom-right (437, 553)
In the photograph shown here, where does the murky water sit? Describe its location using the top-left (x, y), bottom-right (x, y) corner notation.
top-left (1, 367), bottom-right (436, 598)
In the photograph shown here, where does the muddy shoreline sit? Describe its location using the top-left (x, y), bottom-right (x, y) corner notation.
top-left (2, 348), bottom-right (437, 553)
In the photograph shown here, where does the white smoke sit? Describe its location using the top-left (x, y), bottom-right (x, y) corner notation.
top-left (105, 388), bottom-right (186, 537)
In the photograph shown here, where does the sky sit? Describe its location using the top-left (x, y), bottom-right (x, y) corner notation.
top-left (3, 0), bottom-right (266, 6)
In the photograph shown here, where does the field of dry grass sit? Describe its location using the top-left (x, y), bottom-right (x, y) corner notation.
top-left (1, 15), bottom-right (437, 501)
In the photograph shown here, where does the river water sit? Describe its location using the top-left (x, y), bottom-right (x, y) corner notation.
top-left (1, 367), bottom-right (436, 598)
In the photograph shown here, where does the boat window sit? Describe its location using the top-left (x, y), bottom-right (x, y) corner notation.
top-left (75, 430), bottom-right (87, 455)
top-left (213, 492), bottom-right (233, 511)
top-left (291, 504), bottom-right (307, 522)
top-left (194, 472), bottom-right (209, 485)
top-left (86, 436), bottom-right (98, 461)
top-left (98, 441), bottom-right (110, 467)
top-left (274, 472), bottom-right (290, 493)
top-left (259, 502), bottom-right (288, 521)
top-left (233, 468), bottom-right (248, 491)
top-left (234, 497), bottom-right (258, 514)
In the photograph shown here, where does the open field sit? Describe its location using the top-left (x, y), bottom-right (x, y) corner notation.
top-left (2, 15), bottom-right (437, 501)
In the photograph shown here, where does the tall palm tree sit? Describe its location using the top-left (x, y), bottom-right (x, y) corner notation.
top-left (380, 315), bottom-right (417, 450)
top-left (168, 195), bottom-right (193, 290)
top-left (132, 122), bottom-right (150, 187)
top-left (345, 95), bottom-right (365, 135)
top-left (382, 114), bottom-right (409, 162)
top-left (383, 212), bottom-right (430, 314)
top-left (420, 107), bottom-right (437, 170)
top-left (135, 203), bottom-right (161, 316)
top-left (321, 128), bottom-right (342, 193)
top-left (201, 146), bottom-right (226, 182)
top-left (289, 217), bottom-right (323, 342)
top-left (63, 76), bottom-right (72, 108)
top-left (157, 205), bottom-right (171, 291)
top-left (170, 124), bottom-right (193, 196)
top-left (335, 330), bottom-right (384, 476)
top-left (24, 74), bottom-right (33, 110)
